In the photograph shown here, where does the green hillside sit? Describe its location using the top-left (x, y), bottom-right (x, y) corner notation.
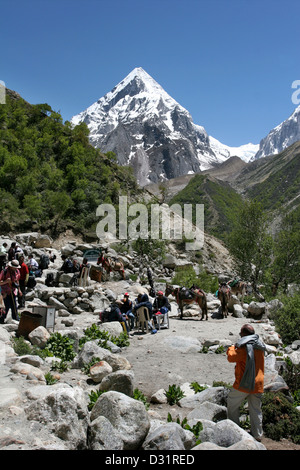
top-left (243, 142), bottom-right (300, 213)
top-left (0, 90), bottom-right (141, 236)
top-left (169, 173), bottom-right (244, 240)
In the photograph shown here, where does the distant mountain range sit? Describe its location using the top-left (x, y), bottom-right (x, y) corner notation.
top-left (71, 67), bottom-right (300, 186)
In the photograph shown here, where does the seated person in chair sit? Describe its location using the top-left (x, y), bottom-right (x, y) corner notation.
top-left (152, 291), bottom-right (171, 326)
top-left (134, 293), bottom-right (157, 334)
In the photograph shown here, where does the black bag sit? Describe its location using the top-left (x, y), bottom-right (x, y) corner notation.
top-left (45, 272), bottom-right (54, 287)
top-left (27, 276), bottom-right (36, 289)
top-left (39, 254), bottom-right (50, 270)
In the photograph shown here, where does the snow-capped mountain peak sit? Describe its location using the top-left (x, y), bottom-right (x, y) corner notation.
top-left (209, 136), bottom-right (259, 163)
top-left (255, 104), bottom-right (300, 159)
top-left (71, 67), bottom-right (221, 185)
top-left (71, 67), bottom-right (259, 185)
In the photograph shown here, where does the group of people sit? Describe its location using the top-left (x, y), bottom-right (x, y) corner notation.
top-left (0, 242), bottom-right (52, 322)
top-left (101, 290), bottom-right (171, 335)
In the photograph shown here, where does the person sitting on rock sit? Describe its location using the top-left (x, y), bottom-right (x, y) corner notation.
top-left (119, 293), bottom-right (135, 330)
top-left (108, 302), bottom-right (130, 334)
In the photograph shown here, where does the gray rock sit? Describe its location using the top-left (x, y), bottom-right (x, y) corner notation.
top-left (99, 370), bottom-right (135, 396)
top-left (90, 391), bottom-right (150, 450)
top-left (25, 385), bottom-right (89, 449)
top-left (187, 401), bottom-right (227, 422)
top-left (71, 340), bottom-right (112, 369)
top-left (87, 415), bottom-right (123, 450)
top-left (179, 386), bottom-right (229, 408)
top-left (142, 422), bottom-right (195, 450)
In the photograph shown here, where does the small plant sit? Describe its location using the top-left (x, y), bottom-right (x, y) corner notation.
top-left (190, 382), bottom-right (208, 394)
top-left (51, 360), bottom-right (69, 373)
top-left (167, 413), bottom-right (202, 445)
top-left (43, 332), bottom-right (76, 362)
top-left (12, 336), bottom-right (32, 356)
top-left (81, 357), bottom-right (101, 375)
top-left (133, 388), bottom-right (150, 410)
top-left (79, 324), bottom-right (111, 349)
top-left (45, 371), bottom-right (58, 385)
top-left (110, 331), bottom-right (130, 348)
top-left (164, 384), bottom-right (185, 405)
top-left (88, 389), bottom-right (106, 411)
top-left (79, 323), bottom-right (130, 350)
top-left (215, 345), bottom-right (225, 354)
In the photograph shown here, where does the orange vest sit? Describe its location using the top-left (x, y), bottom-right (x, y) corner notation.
top-left (227, 345), bottom-right (264, 394)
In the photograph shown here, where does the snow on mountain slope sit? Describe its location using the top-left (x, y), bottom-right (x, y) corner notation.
top-left (71, 67), bottom-right (223, 185)
top-left (71, 67), bottom-right (261, 184)
top-left (209, 136), bottom-right (259, 163)
top-left (255, 105), bottom-right (300, 159)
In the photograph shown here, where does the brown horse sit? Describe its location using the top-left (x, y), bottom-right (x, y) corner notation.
top-left (97, 254), bottom-right (125, 280)
top-left (165, 284), bottom-right (208, 320)
top-left (217, 283), bottom-right (231, 318)
top-left (227, 280), bottom-right (250, 306)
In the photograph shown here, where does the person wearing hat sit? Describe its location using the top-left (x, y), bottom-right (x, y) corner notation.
top-left (0, 259), bottom-right (21, 322)
top-left (119, 293), bottom-right (135, 330)
top-left (152, 290), bottom-right (171, 327)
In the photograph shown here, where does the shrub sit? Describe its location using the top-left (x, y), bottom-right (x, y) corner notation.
top-left (272, 294), bottom-right (300, 344)
top-left (262, 392), bottom-right (300, 443)
top-left (43, 332), bottom-right (76, 362)
top-left (79, 323), bottom-right (130, 349)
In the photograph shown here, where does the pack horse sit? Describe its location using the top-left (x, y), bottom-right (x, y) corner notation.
top-left (97, 254), bottom-right (125, 280)
top-left (165, 284), bottom-right (208, 320)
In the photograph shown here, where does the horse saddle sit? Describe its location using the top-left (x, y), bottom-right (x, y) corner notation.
top-left (180, 287), bottom-right (194, 299)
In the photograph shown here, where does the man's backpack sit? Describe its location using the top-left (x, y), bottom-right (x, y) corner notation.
top-left (45, 272), bottom-right (54, 287)
top-left (64, 259), bottom-right (74, 273)
top-left (27, 276), bottom-right (36, 289)
top-left (39, 254), bottom-right (50, 271)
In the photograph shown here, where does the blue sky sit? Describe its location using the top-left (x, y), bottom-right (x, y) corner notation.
top-left (1, 0), bottom-right (300, 146)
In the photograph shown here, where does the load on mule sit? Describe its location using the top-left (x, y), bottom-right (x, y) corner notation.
top-left (227, 279), bottom-right (251, 306)
top-left (165, 284), bottom-right (208, 320)
top-left (97, 254), bottom-right (125, 280)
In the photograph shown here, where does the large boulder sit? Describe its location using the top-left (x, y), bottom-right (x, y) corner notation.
top-left (25, 385), bottom-right (89, 449)
top-left (90, 391), bottom-right (150, 450)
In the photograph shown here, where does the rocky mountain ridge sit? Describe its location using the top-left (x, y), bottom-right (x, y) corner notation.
top-left (255, 105), bottom-right (300, 160)
top-left (71, 68), bottom-right (258, 185)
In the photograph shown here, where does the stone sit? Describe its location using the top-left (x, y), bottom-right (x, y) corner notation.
top-left (28, 326), bottom-right (50, 349)
top-left (10, 362), bottom-right (46, 382)
top-left (90, 391), bottom-right (150, 450)
top-left (247, 302), bottom-right (266, 317)
top-left (99, 370), bottom-right (135, 397)
top-left (87, 415), bottom-right (123, 450)
top-left (89, 361), bottom-right (113, 383)
top-left (142, 422), bottom-right (195, 450)
top-left (25, 385), bottom-right (89, 450)
top-left (187, 401), bottom-right (227, 422)
top-left (71, 341), bottom-right (112, 369)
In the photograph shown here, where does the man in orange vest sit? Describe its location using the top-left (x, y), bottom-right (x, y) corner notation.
top-left (226, 323), bottom-right (266, 441)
